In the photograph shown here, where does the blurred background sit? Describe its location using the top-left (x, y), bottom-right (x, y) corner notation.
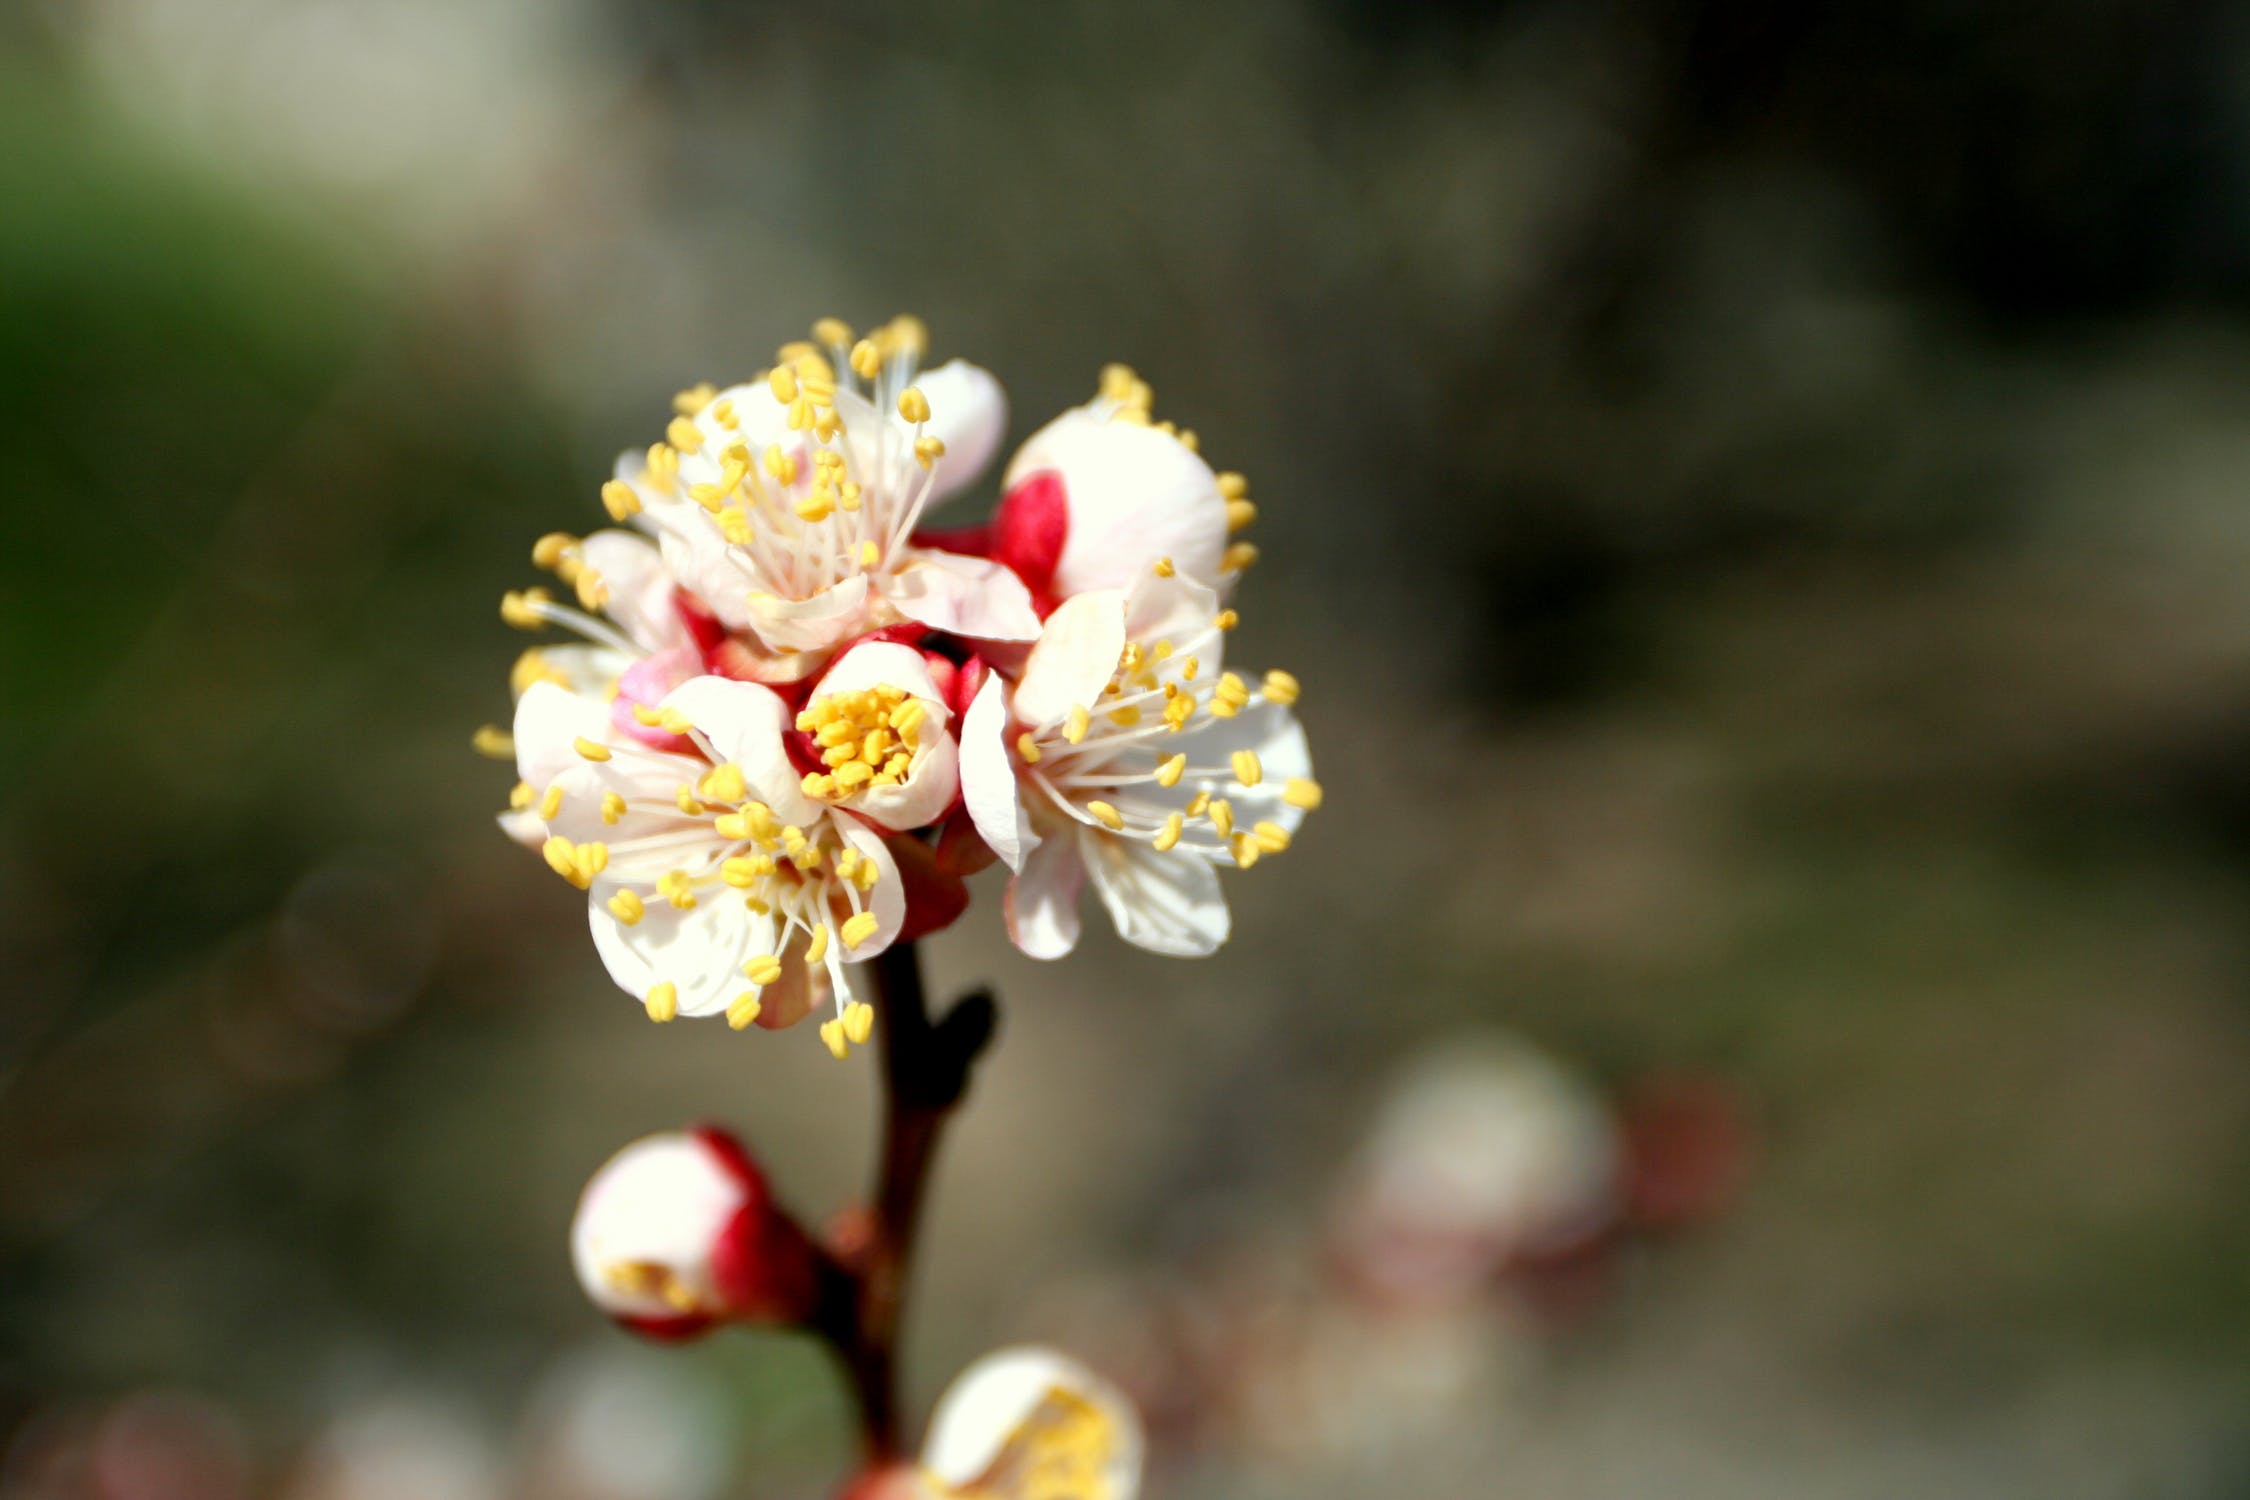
top-left (5, 0), bottom-right (2250, 1495)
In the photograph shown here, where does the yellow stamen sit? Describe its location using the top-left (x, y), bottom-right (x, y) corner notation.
top-left (1282, 777), bottom-right (1323, 810)
top-left (601, 791), bottom-right (627, 824)
top-left (472, 724), bottom-right (514, 759)
top-left (500, 588), bottom-right (552, 629)
top-left (1064, 705), bottom-right (1091, 744)
top-left (539, 784), bottom-right (564, 821)
top-left (806, 924), bottom-right (831, 964)
top-left (1086, 800), bottom-right (1125, 831)
top-left (727, 992), bottom-right (764, 1030)
top-left (607, 889), bottom-right (646, 925)
top-left (601, 480), bottom-right (642, 521)
top-left (644, 982), bottom-right (678, 1023)
top-left (1017, 732), bottom-right (1043, 764)
top-left (1231, 749), bottom-right (1263, 787)
top-left (1262, 669), bottom-right (1301, 706)
top-left (820, 1019), bottom-right (850, 1059)
top-left (841, 911), bottom-right (881, 950)
top-left (897, 386), bottom-right (931, 424)
top-left (1153, 813), bottom-right (1184, 852)
top-left (573, 736), bottom-right (612, 763)
top-left (844, 1001), bottom-right (875, 1046)
top-left (1155, 753), bottom-right (1186, 787)
top-left (1253, 820), bottom-right (1292, 854)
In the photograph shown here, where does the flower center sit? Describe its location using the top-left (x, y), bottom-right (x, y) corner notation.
top-left (796, 685), bottom-right (925, 802)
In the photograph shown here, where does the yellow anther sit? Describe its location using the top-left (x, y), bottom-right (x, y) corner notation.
top-left (813, 316), bottom-right (854, 346)
top-left (1217, 471), bottom-right (1249, 498)
top-left (1230, 833), bottom-right (1260, 869)
top-left (744, 954), bottom-right (785, 987)
top-left (838, 480), bottom-right (863, 510)
top-left (791, 843), bottom-right (825, 871)
top-left (1153, 812), bottom-right (1185, 852)
top-left (841, 911), bottom-right (881, 950)
top-left (713, 398), bottom-right (738, 429)
top-left (1016, 732), bottom-right (1043, 764)
top-left (721, 857), bottom-right (760, 888)
top-left (849, 339), bottom-right (883, 378)
top-left (718, 507), bottom-right (755, 545)
top-left (1180, 655), bottom-right (1200, 680)
top-left (1216, 673), bottom-right (1251, 707)
top-left (1226, 499), bottom-right (1258, 533)
top-left (657, 870), bottom-right (698, 910)
top-left (787, 396), bottom-right (816, 431)
top-left (601, 791), bottom-right (628, 824)
top-left (1107, 705), bottom-right (1143, 727)
top-left (645, 982), bottom-right (679, 1023)
top-left (914, 435), bottom-right (946, 470)
top-left (658, 708), bottom-right (693, 734)
top-left (601, 480), bottom-right (643, 520)
top-left (854, 858), bottom-right (880, 891)
top-left (1179, 429), bottom-right (1200, 451)
top-left (1207, 799), bottom-right (1234, 839)
top-left (884, 315), bottom-right (929, 355)
top-left (673, 382), bottom-right (717, 416)
top-left (509, 780), bottom-right (537, 810)
top-left (645, 443), bottom-right (679, 484)
top-left (794, 494), bottom-right (835, 522)
top-left (764, 444), bottom-right (799, 486)
top-left (472, 724), bottom-right (514, 759)
top-left (1155, 753), bottom-right (1187, 787)
top-left (897, 386), bottom-right (931, 424)
top-left (607, 889), bottom-right (645, 926)
top-left (1262, 669), bottom-right (1301, 706)
top-left (1064, 705), bottom-right (1091, 744)
top-left (834, 760), bottom-right (875, 789)
top-left (800, 772), bottom-right (836, 800)
top-left (769, 365), bottom-right (799, 403)
top-left (820, 1019), bottom-right (850, 1059)
top-left (844, 1001), bottom-right (875, 1045)
top-left (1283, 777), bottom-right (1324, 810)
top-left (573, 843), bottom-right (609, 883)
top-left (1086, 800), bottom-right (1125, 831)
top-left (539, 784), bottom-right (565, 821)
top-left (500, 588), bottom-right (553, 629)
top-left (806, 924), bottom-right (831, 964)
top-left (1099, 363), bottom-right (1138, 400)
top-left (574, 736), bottom-right (612, 763)
top-left (727, 993), bottom-right (764, 1030)
top-left (542, 836), bottom-right (581, 884)
top-left (667, 416), bottom-right (703, 452)
top-left (574, 569), bottom-right (608, 612)
top-left (700, 763), bottom-right (746, 803)
top-left (1252, 820), bottom-right (1292, 854)
top-left (859, 539), bottom-right (881, 567)
top-left (531, 532), bottom-right (577, 571)
top-left (1164, 694), bottom-right (1196, 728)
top-left (1216, 609), bottom-right (1240, 630)
top-left (511, 649), bottom-right (565, 696)
top-left (1231, 749), bottom-right (1263, 787)
top-left (1222, 542), bottom-right (1260, 572)
top-left (1153, 557), bottom-right (1175, 578)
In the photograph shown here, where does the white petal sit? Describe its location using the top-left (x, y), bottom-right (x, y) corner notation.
top-left (1123, 571), bottom-right (1226, 681)
top-left (961, 675), bottom-right (1037, 873)
top-left (1082, 830), bottom-right (1230, 957)
top-left (514, 643), bottom-right (635, 700)
top-left (914, 359), bottom-right (1009, 503)
top-left (543, 758), bottom-right (708, 875)
top-left (1003, 407), bottom-right (1226, 596)
top-left (851, 730), bottom-right (959, 832)
top-left (835, 822), bottom-right (907, 958)
top-left (888, 551), bottom-right (1041, 642)
top-left (589, 887), bottom-right (770, 1018)
top-left (657, 526), bottom-right (756, 631)
top-left (921, 1347), bottom-right (1142, 1500)
top-left (1155, 697), bottom-right (1313, 843)
top-left (1006, 832), bottom-right (1085, 960)
top-left (813, 641), bottom-right (950, 719)
top-left (578, 530), bottom-right (692, 654)
top-left (743, 573), bottom-right (872, 653)
top-left (1014, 590), bottom-right (1128, 730)
top-left (513, 681), bottom-right (612, 789)
top-left (659, 676), bottom-right (820, 826)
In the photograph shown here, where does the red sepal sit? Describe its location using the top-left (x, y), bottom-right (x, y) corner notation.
top-left (888, 833), bottom-right (972, 942)
top-left (615, 1311), bottom-right (718, 1343)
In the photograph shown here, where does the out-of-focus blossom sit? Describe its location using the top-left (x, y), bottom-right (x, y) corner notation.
top-left (1330, 1035), bottom-right (1621, 1306)
top-left (515, 1349), bottom-right (731, 1500)
top-left (909, 1347), bottom-right (1143, 1500)
top-left (570, 1128), bottom-right (817, 1338)
top-left (960, 572), bottom-right (1317, 958)
top-left (280, 1398), bottom-right (502, 1500)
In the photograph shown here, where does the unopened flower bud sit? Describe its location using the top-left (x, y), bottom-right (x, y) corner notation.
top-left (570, 1127), bottom-right (818, 1339)
top-left (920, 1347), bottom-right (1141, 1499)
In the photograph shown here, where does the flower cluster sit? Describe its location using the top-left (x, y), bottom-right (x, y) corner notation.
top-left (488, 318), bottom-right (1320, 1055)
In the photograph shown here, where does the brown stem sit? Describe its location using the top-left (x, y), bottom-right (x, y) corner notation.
top-left (816, 942), bottom-right (996, 1465)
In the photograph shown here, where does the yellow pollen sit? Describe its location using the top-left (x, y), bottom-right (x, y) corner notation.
top-left (1231, 749), bottom-right (1263, 786)
top-left (1216, 673), bottom-right (1251, 707)
top-left (844, 1001), bottom-right (875, 1045)
top-left (1283, 777), bottom-right (1323, 810)
top-left (658, 708), bottom-right (692, 734)
top-left (657, 870), bottom-right (698, 910)
top-left (1154, 812), bottom-right (1184, 852)
top-left (500, 588), bottom-right (552, 629)
top-left (1226, 499), bottom-right (1258, 533)
top-left (601, 791), bottom-right (627, 824)
top-left (1262, 669), bottom-right (1301, 706)
top-left (769, 365), bottom-right (799, 402)
top-left (795, 493), bottom-right (834, 522)
top-left (531, 532), bottom-right (577, 571)
top-left (1253, 820), bottom-right (1292, 854)
top-left (1154, 557), bottom-right (1175, 578)
top-left (508, 780), bottom-right (536, 810)
top-left (913, 435), bottom-right (946, 469)
top-left (796, 686), bottom-right (919, 799)
top-left (713, 398), bottom-right (738, 429)
top-left (849, 339), bottom-right (882, 378)
top-left (841, 911), bottom-right (881, 950)
top-left (1207, 798), bottom-right (1234, 838)
top-left (700, 763), bottom-right (746, 802)
top-left (645, 983), bottom-right (678, 1023)
top-left (472, 724), bottom-right (514, 759)
top-left (820, 1019), bottom-right (850, 1059)
top-left (813, 316), bottom-right (854, 346)
top-left (721, 857), bottom-right (760, 888)
top-left (727, 993), bottom-right (764, 1030)
top-left (1217, 471), bottom-right (1249, 498)
top-left (897, 386), bottom-right (931, 424)
top-left (574, 736), bottom-right (612, 762)
top-left (1180, 655), bottom-right (1200, 680)
top-left (1216, 609), bottom-right (1240, 630)
top-left (574, 842), bottom-right (609, 882)
top-left (1156, 753), bottom-right (1187, 787)
top-left (542, 836), bottom-right (583, 886)
top-left (539, 784), bottom-right (565, 820)
top-left (1086, 800), bottom-right (1125, 831)
top-left (1230, 833), bottom-right (1260, 869)
top-left (607, 889), bottom-right (645, 925)
top-left (1107, 705), bottom-right (1143, 727)
top-left (806, 924), bottom-right (831, 964)
top-left (666, 416), bottom-right (702, 452)
top-left (1064, 705), bottom-right (1091, 744)
top-left (673, 382), bottom-right (717, 416)
top-left (859, 539), bottom-right (881, 567)
top-left (601, 480), bottom-right (642, 520)
top-left (1222, 542), bottom-right (1260, 572)
top-left (1017, 732), bottom-right (1043, 764)
top-left (744, 954), bottom-right (785, 987)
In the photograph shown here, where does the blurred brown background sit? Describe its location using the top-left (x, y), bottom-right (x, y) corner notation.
top-left (4, 0), bottom-right (2250, 1496)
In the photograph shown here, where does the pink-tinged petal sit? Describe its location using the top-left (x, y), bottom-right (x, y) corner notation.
top-left (610, 646), bottom-right (702, 752)
top-left (659, 676), bottom-right (821, 826)
top-left (960, 675), bottom-right (1036, 873)
top-left (744, 573), bottom-right (872, 653)
top-left (888, 551), bottom-right (1041, 642)
top-left (914, 359), bottom-right (1009, 503)
top-left (589, 889), bottom-right (769, 1018)
top-left (852, 728), bottom-right (958, 832)
top-left (657, 528), bottom-right (757, 631)
top-left (752, 926), bottom-right (822, 1032)
top-left (813, 640), bottom-right (952, 720)
top-left (579, 530), bottom-right (693, 654)
top-left (1006, 832), bottom-right (1086, 960)
top-left (1014, 590), bottom-right (1128, 731)
top-left (835, 821), bottom-right (907, 958)
top-left (988, 469), bottom-right (1068, 601)
top-left (1082, 832), bottom-right (1230, 957)
top-left (514, 681), bottom-right (612, 789)
top-left (1003, 407), bottom-right (1227, 596)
